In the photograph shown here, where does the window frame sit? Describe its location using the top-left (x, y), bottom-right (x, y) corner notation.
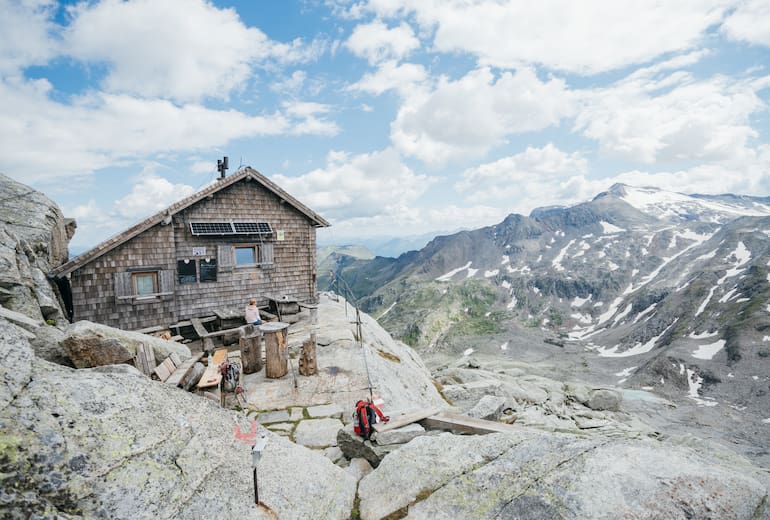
top-left (132, 271), bottom-right (159, 299)
top-left (234, 244), bottom-right (259, 267)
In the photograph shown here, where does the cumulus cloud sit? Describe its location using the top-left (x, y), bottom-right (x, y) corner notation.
top-left (456, 144), bottom-right (592, 208)
top-left (391, 67), bottom-right (574, 165)
top-left (0, 76), bottom-right (337, 184)
top-left (347, 60), bottom-right (427, 96)
top-left (0, 0), bottom-right (57, 74)
top-left (574, 69), bottom-right (766, 164)
top-left (358, 0), bottom-right (730, 74)
top-left (114, 170), bottom-right (196, 220)
top-left (271, 148), bottom-right (436, 221)
top-left (721, 0), bottom-right (770, 46)
top-left (63, 0), bottom-right (324, 102)
top-left (344, 20), bottom-right (420, 64)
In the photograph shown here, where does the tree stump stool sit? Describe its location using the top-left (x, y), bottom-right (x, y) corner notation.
top-left (239, 326), bottom-right (263, 374)
top-left (298, 334), bottom-right (318, 376)
top-left (260, 322), bottom-right (289, 379)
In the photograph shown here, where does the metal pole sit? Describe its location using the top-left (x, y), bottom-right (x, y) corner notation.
top-left (254, 467), bottom-right (258, 503)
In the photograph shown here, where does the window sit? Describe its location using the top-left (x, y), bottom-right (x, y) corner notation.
top-left (114, 269), bottom-right (175, 304)
top-left (235, 246), bottom-right (257, 265)
top-left (132, 272), bottom-right (158, 297)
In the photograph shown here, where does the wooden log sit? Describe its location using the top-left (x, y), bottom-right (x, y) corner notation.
top-left (298, 337), bottom-right (317, 376)
top-left (419, 412), bottom-right (522, 435)
top-left (240, 335), bottom-right (263, 374)
top-left (262, 322), bottom-right (289, 379)
top-left (181, 362), bottom-right (205, 391)
top-left (165, 352), bottom-right (204, 387)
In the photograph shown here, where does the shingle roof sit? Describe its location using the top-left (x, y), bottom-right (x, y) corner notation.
top-left (50, 167), bottom-right (329, 278)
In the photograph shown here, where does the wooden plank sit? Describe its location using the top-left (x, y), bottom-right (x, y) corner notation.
top-left (196, 348), bottom-right (228, 388)
top-left (134, 342), bottom-right (156, 376)
top-left (169, 352), bottom-right (182, 367)
top-left (419, 412), bottom-right (522, 435)
top-left (373, 407), bottom-right (442, 433)
top-left (165, 352), bottom-right (204, 387)
top-left (153, 357), bottom-right (176, 382)
top-left (190, 317), bottom-right (209, 338)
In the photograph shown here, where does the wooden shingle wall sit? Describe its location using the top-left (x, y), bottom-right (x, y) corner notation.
top-left (68, 176), bottom-right (322, 331)
top-left (172, 178), bottom-right (318, 321)
top-left (70, 224), bottom-right (176, 330)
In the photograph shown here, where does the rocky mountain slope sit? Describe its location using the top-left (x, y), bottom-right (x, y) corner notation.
top-left (2, 174), bottom-right (769, 519)
top-left (329, 184), bottom-right (770, 463)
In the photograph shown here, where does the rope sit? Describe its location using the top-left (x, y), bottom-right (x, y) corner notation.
top-left (328, 270), bottom-right (375, 401)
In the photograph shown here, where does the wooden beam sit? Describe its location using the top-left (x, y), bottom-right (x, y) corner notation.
top-left (373, 407), bottom-right (442, 434)
top-left (419, 412), bottom-right (522, 435)
top-left (190, 317), bottom-right (209, 339)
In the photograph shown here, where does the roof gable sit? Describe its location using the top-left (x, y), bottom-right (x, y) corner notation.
top-left (50, 167), bottom-right (329, 278)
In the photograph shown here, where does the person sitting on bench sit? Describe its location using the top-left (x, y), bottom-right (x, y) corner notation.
top-left (244, 299), bottom-right (263, 326)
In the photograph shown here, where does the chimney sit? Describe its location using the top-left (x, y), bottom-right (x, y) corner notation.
top-left (217, 156), bottom-right (229, 180)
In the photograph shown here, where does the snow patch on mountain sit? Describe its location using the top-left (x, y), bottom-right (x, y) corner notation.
top-left (692, 340), bottom-right (726, 360)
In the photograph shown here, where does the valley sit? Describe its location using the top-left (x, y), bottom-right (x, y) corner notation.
top-left (323, 184), bottom-right (770, 467)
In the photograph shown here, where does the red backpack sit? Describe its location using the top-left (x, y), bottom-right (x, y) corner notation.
top-left (353, 400), bottom-right (389, 440)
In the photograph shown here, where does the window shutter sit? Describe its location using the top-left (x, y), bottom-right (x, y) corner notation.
top-left (218, 245), bottom-right (234, 272)
top-left (114, 272), bottom-right (132, 302)
top-left (260, 242), bottom-right (274, 268)
top-left (159, 270), bottom-right (175, 297)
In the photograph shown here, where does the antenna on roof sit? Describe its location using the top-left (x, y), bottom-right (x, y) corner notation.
top-left (217, 156), bottom-right (229, 179)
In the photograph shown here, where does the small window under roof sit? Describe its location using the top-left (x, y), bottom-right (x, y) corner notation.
top-left (189, 222), bottom-right (272, 236)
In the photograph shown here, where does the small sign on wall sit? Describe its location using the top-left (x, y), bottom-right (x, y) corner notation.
top-left (192, 247), bottom-right (207, 256)
top-left (276, 230), bottom-right (285, 241)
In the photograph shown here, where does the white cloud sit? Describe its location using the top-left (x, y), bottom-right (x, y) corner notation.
top-left (721, 0), bottom-right (770, 46)
top-left (456, 144), bottom-right (592, 207)
top-left (0, 0), bottom-right (57, 74)
top-left (63, 0), bottom-right (323, 102)
top-left (360, 0), bottom-right (730, 74)
top-left (575, 70), bottom-right (766, 164)
top-left (114, 171), bottom-right (196, 220)
top-left (0, 77), bottom-right (337, 184)
top-left (391, 67), bottom-right (574, 165)
top-left (347, 60), bottom-right (427, 96)
top-left (344, 20), bottom-right (420, 64)
top-left (271, 148), bottom-right (436, 221)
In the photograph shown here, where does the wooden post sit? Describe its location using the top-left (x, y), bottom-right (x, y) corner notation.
top-left (240, 335), bottom-right (263, 374)
top-left (261, 322), bottom-right (289, 379)
top-left (298, 334), bottom-right (317, 376)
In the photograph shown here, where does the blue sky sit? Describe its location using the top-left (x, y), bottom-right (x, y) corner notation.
top-left (2, 0), bottom-right (770, 252)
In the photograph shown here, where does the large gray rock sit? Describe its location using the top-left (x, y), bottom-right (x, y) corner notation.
top-left (466, 395), bottom-right (508, 420)
top-left (0, 174), bottom-right (70, 323)
top-left (587, 388), bottom-right (622, 411)
top-left (61, 320), bottom-right (191, 368)
top-left (0, 317), bottom-right (357, 519)
top-left (293, 418), bottom-right (344, 448)
top-left (358, 431), bottom-right (770, 520)
top-left (337, 424), bottom-right (397, 468)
